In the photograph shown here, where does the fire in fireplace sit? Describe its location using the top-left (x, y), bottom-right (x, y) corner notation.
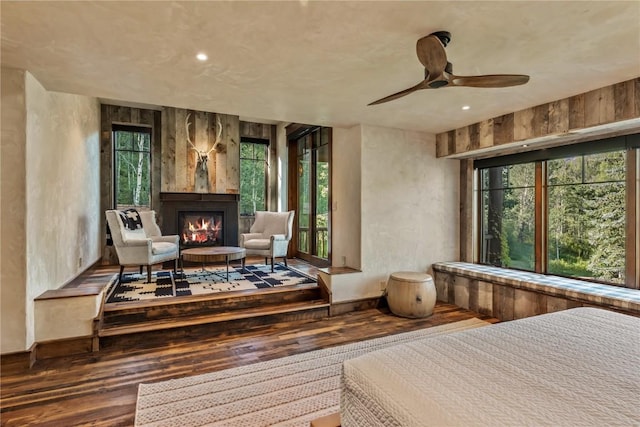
top-left (179, 211), bottom-right (223, 247)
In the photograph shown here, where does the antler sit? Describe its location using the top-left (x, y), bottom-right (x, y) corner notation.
top-left (185, 112), bottom-right (198, 152)
top-left (185, 112), bottom-right (225, 173)
top-left (206, 115), bottom-right (225, 155)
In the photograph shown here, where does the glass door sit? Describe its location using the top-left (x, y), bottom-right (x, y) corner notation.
top-left (289, 126), bottom-right (331, 265)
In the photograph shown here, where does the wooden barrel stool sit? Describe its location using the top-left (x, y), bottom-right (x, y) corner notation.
top-left (386, 272), bottom-right (436, 318)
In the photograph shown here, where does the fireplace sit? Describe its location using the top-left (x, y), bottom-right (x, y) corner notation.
top-left (160, 192), bottom-right (239, 248)
top-left (179, 211), bottom-right (223, 247)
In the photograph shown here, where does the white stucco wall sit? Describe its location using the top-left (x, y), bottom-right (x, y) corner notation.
top-left (35, 295), bottom-right (103, 341)
top-left (25, 72), bottom-right (101, 293)
top-left (329, 124), bottom-right (459, 302)
top-left (1, 68), bottom-right (28, 353)
top-left (331, 125), bottom-right (362, 269)
top-left (0, 70), bottom-right (101, 353)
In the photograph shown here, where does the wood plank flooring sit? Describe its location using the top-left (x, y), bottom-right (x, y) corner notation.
top-left (1, 303), bottom-right (497, 426)
top-left (2, 258), bottom-right (498, 426)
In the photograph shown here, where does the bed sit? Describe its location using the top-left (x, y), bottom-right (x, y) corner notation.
top-left (340, 307), bottom-right (639, 426)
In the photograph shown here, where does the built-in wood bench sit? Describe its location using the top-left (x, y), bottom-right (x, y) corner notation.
top-left (432, 262), bottom-right (640, 321)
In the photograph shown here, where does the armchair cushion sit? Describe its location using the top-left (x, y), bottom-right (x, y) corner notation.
top-left (243, 239), bottom-right (272, 250)
top-left (241, 211), bottom-right (295, 259)
top-left (152, 241), bottom-right (177, 255)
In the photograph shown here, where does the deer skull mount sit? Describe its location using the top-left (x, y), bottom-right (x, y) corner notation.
top-left (185, 112), bottom-right (225, 174)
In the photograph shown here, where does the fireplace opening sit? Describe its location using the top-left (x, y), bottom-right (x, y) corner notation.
top-left (179, 211), bottom-right (223, 247)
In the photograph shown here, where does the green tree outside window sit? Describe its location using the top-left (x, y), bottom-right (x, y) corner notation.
top-left (114, 126), bottom-right (151, 209)
top-left (240, 141), bottom-right (268, 215)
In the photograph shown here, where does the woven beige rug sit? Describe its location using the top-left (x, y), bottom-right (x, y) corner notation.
top-left (135, 318), bottom-right (490, 427)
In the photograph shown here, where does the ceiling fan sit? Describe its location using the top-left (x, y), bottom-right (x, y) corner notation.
top-left (368, 31), bottom-right (530, 106)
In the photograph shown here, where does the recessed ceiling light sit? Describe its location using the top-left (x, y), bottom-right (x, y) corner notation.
top-left (462, 105), bottom-right (470, 110)
top-left (522, 144), bottom-right (529, 148)
top-left (196, 53), bottom-right (208, 61)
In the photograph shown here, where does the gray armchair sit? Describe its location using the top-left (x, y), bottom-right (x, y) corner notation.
top-left (105, 209), bottom-right (179, 283)
top-left (240, 211), bottom-right (295, 272)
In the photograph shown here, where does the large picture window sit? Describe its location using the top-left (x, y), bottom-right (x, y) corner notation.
top-left (477, 135), bottom-right (639, 288)
top-left (480, 162), bottom-right (536, 271)
top-left (113, 125), bottom-right (151, 209)
top-left (547, 151), bottom-right (626, 283)
top-left (240, 139), bottom-right (268, 216)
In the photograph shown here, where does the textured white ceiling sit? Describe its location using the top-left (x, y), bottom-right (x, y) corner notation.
top-left (2, 1), bottom-right (639, 133)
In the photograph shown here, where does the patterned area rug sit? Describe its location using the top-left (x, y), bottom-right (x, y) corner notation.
top-left (106, 264), bottom-right (316, 303)
top-left (134, 318), bottom-right (490, 427)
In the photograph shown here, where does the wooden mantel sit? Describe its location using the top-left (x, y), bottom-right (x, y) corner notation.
top-left (436, 77), bottom-right (640, 159)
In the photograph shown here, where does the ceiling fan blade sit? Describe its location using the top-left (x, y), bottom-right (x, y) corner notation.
top-left (368, 80), bottom-right (428, 106)
top-left (416, 34), bottom-right (448, 77)
top-left (449, 74), bottom-right (530, 88)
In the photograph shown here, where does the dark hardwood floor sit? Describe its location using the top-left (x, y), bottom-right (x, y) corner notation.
top-left (1, 259), bottom-right (498, 426)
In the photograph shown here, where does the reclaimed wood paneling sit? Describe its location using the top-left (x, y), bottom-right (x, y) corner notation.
top-left (240, 121), bottom-right (272, 139)
top-left (268, 125), bottom-right (278, 209)
top-left (476, 280), bottom-right (493, 315)
top-left (455, 126), bottom-right (470, 153)
top-left (195, 110), bottom-right (210, 192)
top-left (161, 107), bottom-right (240, 194)
top-left (432, 270), bottom-right (639, 321)
top-left (513, 289), bottom-right (546, 319)
top-left (174, 108), bottom-right (188, 192)
top-left (478, 119), bottom-right (494, 148)
top-left (215, 115), bottom-right (229, 192)
top-left (208, 114), bottom-right (219, 190)
top-left (435, 77), bottom-right (640, 157)
top-left (460, 159), bottom-right (474, 262)
top-left (225, 115), bottom-right (241, 194)
top-left (152, 111), bottom-right (162, 214)
top-left (492, 284), bottom-right (515, 321)
top-left (468, 278), bottom-right (479, 313)
top-left (547, 99), bottom-right (569, 134)
top-left (467, 279), bottom-right (493, 316)
top-left (453, 276), bottom-right (470, 309)
top-left (447, 273), bottom-right (455, 303)
top-left (493, 113), bottom-right (515, 146)
top-left (435, 133), bottom-right (448, 157)
top-left (100, 105), bottom-right (160, 263)
top-left (614, 79), bottom-right (636, 120)
top-left (162, 108), bottom-right (176, 192)
top-left (433, 271), bottom-right (448, 302)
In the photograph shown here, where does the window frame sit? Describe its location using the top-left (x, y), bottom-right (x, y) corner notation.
top-left (239, 137), bottom-right (269, 216)
top-left (112, 124), bottom-right (153, 210)
top-left (474, 134), bottom-right (639, 289)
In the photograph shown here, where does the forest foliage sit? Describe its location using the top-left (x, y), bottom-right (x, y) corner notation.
top-left (115, 129), bottom-right (151, 208)
top-left (481, 150), bottom-right (626, 284)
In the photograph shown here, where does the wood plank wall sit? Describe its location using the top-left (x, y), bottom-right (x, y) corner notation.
top-left (101, 105), bottom-right (244, 263)
top-left (239, 121), bottom-right (277, 210)
top-left (161, 107), bottom-right (240, 194)
top-left (436, 78), bottom-right (640, 158)
top-left (238, 121), bottom-right (277, 233)
top-left (100, 105), bottom-right (161, 264)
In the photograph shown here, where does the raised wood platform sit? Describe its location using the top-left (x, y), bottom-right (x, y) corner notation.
top-left (99, 283), bottom-right (330, 349)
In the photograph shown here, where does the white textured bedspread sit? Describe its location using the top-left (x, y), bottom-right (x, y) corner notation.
top-left (341, 307), bottom-right (640, 426)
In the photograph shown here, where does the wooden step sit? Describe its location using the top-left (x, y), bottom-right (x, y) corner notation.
top-left (102, 285), bottom-right (322, 326)
top-left (99, 300), bottom-right (330, 337)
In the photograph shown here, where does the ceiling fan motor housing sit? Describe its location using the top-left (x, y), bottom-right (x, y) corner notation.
top-left (431, 31), bottom-right (451, 47)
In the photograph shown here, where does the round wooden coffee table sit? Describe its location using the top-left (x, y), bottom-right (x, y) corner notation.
top-left (181, 246), bottom-right (246, 281)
